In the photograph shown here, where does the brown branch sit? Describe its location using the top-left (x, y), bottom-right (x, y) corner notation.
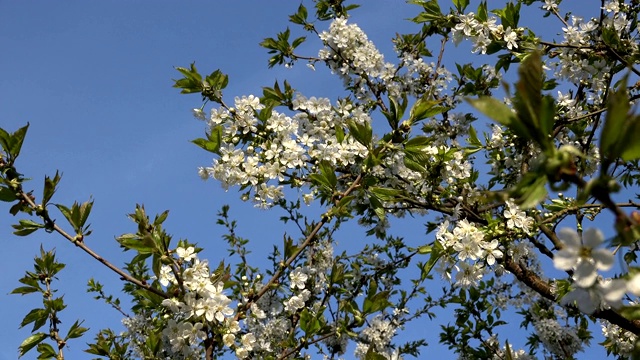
top-left (17, 191), bottom-right (168, 299)
top-left (237, 173), bottom-right (364, 319)
top-left (502, 255), bottom-right (640, 334)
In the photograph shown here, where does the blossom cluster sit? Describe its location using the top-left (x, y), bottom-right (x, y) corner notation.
top-left (436, 219), bottom-right (502, 287)
top-left (154, 246), bottom-right (256, 358)
top-left (196, 93), bottom-right (370, 207)
top-left (318, 17), bottom-right (396, 99)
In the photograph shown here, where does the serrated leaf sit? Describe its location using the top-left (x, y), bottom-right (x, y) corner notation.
top-left (116, 233), bottom-right (155, 254)
top-left (192, 126), bottom-right (222, 155)
top-left (347, 119), bottom-right (373, 147)
top-left (318, 161), bottom-right (337, 188)
top-left (421, 241), bottom-right (444, 280)
top-left (620, 116), bottom-right (640, 161)
top-left (11, 285), bottom-right (40, 295)
top-left (370, 187), bottom-right (404, 202)
top-left (10, 123), bottom-right (30, 160)
top-left (368, 194), bottom-right (386, 221)
top-left (299, 308), bottom-right (321, 335)
top-left (12, 219), bottom-right (45, 236)
top-left (65, 320), bottom-right (89, 340)
top-left (36, 342), bottom-right (56, 359)
top-left (408, 96), bottom-right (447, 123)
top-left (20, 308), bottom-right (48, 332)
top-left (363, 290), bottom-right (391, 314)
top-left (19, 332), bottom-right (47, 357)
top-left (467, 126), bottom-right (482, 147)
top-left (42, 171), bottom-right (61, 206)
top-left (467, 97), bottom-right (533, 142)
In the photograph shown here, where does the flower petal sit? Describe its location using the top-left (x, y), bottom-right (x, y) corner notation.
top-left (628, 274), bottom-right (640, 296)
top-left (559, 227), bottom-right (581, 249)
top-left (601, 279), bottom-right (627, 303)
top-left (573, 260), bottom-right (597, 288)
top-left (583, 228), bottom-right (604, 248)
top-left (592, 249), bottom-right (614, 271)
top-left (554, 249), bottom-right (578, 270)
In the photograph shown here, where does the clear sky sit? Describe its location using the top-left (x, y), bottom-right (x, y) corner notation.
top-left (0, 1), bottom-right (612, 359)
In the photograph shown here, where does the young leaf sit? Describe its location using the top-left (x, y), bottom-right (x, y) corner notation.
top-left (36, 343), bottom-right (57, 359)
top-left (12, 219), bottom-right (46, 236)
top-left (65, 320), bottom-right (89, 340)
top-left (42, 171), bottom-right (61, 206)
top-left (19, 332), bottom-right (47, 357)
top-left (600, 81), bottom-right (629, 161)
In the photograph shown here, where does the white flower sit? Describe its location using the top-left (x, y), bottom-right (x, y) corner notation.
top-left (626, 273), bottom-right (640, 296)
top-left (560, 278), bottom-right (626, 314)
top-left (542, 0), bottom-right (558, 11)
top-left (553, 228), bottom-right (613, 287)
top-left (176, 246), bottom-right (196, 261)
top-left (222, 333), bottom-right (235, 348)
top-left (289, 267), bottom-right (308, 290)
top-left (503, 27), bottom-right (518, 50)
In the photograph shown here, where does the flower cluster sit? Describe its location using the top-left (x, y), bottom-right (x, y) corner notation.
top-left (450, 11), bottom-right (517, 54)
top-left (155, 246), bottom-right (257, 358)
top-left (436, 219), bottom-right (502, 287)
top-left (196, 93), bottom-right (370, 207)
top-left (318, 17), bottom-right (396, 98)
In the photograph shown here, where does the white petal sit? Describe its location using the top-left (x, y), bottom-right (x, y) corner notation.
top-left (583, 228), bottom-right (604, 248)
top-left (592, 249), bottom-right (614, 271)
top-left (554, 249), bottom-right (578, 270)
top-left (559, 228), bottom-right (581, 249)
top-left (601, 279), bottom-right (627, 303)
top-left (561, 288), bottom-right (597, 314)
top-left (573, 260), bottom-right (597, 288)
top-left (628, 274), bottom-right (640, 296)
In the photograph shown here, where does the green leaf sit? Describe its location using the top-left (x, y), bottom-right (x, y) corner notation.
top-left (289, 4), bottom-right (308, 25)
top-left (11, 285), bottom-right (40, 295)
top-left (20, 308), bottom-right (48, 332)
top-left (0, 186), bottom-right (18, 202)
top-left (65, 320), bottom-right (89, 340)
top-left (319, 161), bottom-right (337, 188)
top-left (467, 97), bottom-right (533, 142)
top-left (368, 194), bottom-right (386, 221)
top-left (363, 290), bottom-right (391, 314)
top-left (10, 123), bottom-right (30, 160)
top-left (600, 81), bottom-right (630, 160)
top-left (408, 96), bottom-right (447, 124)
top-left (42, 171), bottom-right (61, 206)
top-left (467, 97), bottom-right (516, 128)
top-left (116, 233), bottom-right (155, 254)
top-left (19, 332), bottom-right (47, 357)
top-left (347, 119), bottom-right (373, 148)
top-left (36, 343), bottom-right (57, 359)
top-left (620, 116), bottom-right (640, 161)
top-left (370, 187), bottom-right (404, 202)
top-left (421, 241), bottom-right (444, 280)
top-left (299, 308), bottom-right (321, 335)
top-left (12, 219), bottom-right (46, 236)
top-left (511, 171), bottom-right (548, 209)
top-left (476, 1), bottom-right (488, 22)
top-left (284, 235), bottom-right (298, 259)
top-left (467, 126), bottom-right (482, 147)
top-left (410, 0), bottom-right (441, 22)
top-left (364, 346), bottom-right (388, 360)
top-left (452, 0), bottom-right (470, 12)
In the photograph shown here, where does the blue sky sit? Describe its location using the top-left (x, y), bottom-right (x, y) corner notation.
top-left (0, 1), bottom-right (613, 359)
